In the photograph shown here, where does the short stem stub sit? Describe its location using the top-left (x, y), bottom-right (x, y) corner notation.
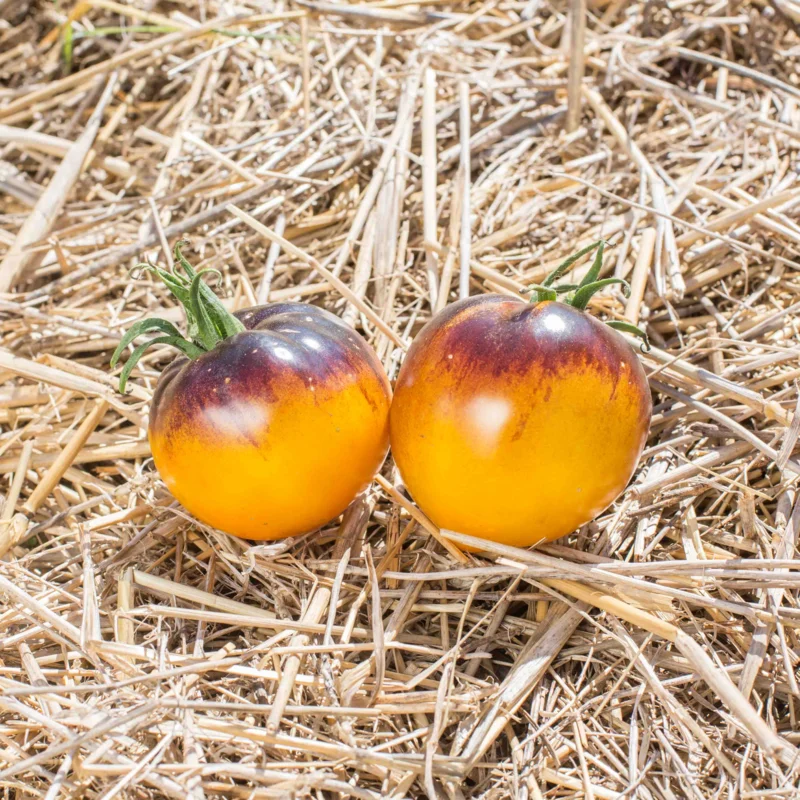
top-left (529, 284), bottom-right (557, 303)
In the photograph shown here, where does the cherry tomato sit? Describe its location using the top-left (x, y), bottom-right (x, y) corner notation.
top-left (390, 294), bottom-right (651, 547)
top-left (112, 243), bottom-right (391, 540)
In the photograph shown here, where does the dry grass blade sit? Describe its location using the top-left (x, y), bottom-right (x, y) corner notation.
top-left (0, 74), bottom-right (118, 291)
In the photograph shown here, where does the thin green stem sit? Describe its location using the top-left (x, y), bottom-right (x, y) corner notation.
top-left (74, 25), bottom-right (178, 37)
top-left (62, 21), bottom-right (73, 74)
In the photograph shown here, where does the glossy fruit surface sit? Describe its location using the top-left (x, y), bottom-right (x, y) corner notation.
top-left (390, 295), bottom-right (652, 547)
top-left (148, 303), bottom-right (391, 539)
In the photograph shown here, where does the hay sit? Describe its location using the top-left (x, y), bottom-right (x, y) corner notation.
top-left (2, 0), bottom-right (800, 797)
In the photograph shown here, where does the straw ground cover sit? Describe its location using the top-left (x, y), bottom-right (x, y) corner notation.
top-left (2, 0), bottom-right (800, 797)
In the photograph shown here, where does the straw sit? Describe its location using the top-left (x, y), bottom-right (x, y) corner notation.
top-left (2, 2), bottom-right (800, 796)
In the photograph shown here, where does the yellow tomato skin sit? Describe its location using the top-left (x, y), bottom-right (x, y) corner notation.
top-left (149, 304), bottom-right (391, 540)
top-left (390, 296), bottom-right (652, 548)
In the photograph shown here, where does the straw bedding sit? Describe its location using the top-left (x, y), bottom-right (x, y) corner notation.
top-left (2, 1), bottom-right (800, 797)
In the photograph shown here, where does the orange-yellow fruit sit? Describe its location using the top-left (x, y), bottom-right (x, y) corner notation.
top-left (149, 303), bottom-right (391, 540)
top-left (390, 296), bottom-right (652, 547)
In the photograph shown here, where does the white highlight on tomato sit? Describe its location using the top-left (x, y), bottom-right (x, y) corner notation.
top-left (466, 396), bottom-right (512, 456)
top-left (203, 401), bottom-right (271, 443)
top-left (273, 346), bottom-right (294, 362)
top-left (542, 313), bottom-right (567, 333)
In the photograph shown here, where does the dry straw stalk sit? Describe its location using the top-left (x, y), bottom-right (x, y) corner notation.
top-left (1, 1), bottom-right (800, 798)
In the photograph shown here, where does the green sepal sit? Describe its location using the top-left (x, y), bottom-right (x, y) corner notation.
top-left (576, 239), bottom-right (605, 289)
top-left (117, 335), bottom-right (204, 394)
top-left (542, 240), bottom-right (605, 288)
top-left (110, 318), bottom-right (185, 368)
top-left (527, 240), bottom-right (651, 356)
top-left (207, 290), bottom-right (246, 339)
top-left (174, 242), bottom-right (244, 341)
top-left (134, 263), bottom-right (200, 342)
top-left (605, 320), bottom-right (651, 351)
top-left (132, 262), bottom-right (192, 306)
top-left (113, 240), bottom-right (248, 395)
top-left (173, 239), bottom-right (198, 280)
top-left (189, 272), bottom-right (223, 351)
top-left (570, 277), bottom-right (630, 311)
top-left (195, 269), bottom-right (246, 340)
top-left (527, 284), bottom-right (581, 303)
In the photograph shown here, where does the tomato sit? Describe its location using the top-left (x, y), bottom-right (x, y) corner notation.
top-left (390, 242), bottom-right (652, 548)
top-left (112, 243), bottom-right (391, 540)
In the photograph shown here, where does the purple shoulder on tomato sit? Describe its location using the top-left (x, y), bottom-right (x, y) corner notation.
top-left (151, 302), bottom-right (390, 443)
top-left (400, 295), bottom-right (650, 417)
top-left (236, 303), bottom-right (390, 390)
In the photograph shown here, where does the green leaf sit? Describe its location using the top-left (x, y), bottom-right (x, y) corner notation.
top-left (606, 320), bottom-right (651, 351)
top-left (62, 23), bottom-right (73, 75)
top-left (110, 318), bottom-right (185, 368)
top-left (542, 240), bottom-right (605, 288)
top-left (570, 278), bottom-right (630, 311)
top-left (116, 335), bottom-right (204, 394)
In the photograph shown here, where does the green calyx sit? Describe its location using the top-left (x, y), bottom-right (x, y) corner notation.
top-left (110, 240), bottom-right (245, 394)
top-left (528, 239), bottom-right (650, 351)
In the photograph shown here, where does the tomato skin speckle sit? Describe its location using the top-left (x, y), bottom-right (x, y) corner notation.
top-left (149, 303), bottom-right (391, 540)
top-left (389, 295), bottom-right (652, 548)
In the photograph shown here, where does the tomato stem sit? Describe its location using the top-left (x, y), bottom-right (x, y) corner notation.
top-left (528, 284), bottom-right (557, 302)
top-left (111, 240), bottom-right (245, 394)
top-left (528, 239), bottom-right (650, 351)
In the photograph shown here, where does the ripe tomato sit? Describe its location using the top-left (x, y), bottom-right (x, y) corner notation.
top-left (112, 243), bottom-right (391, 540)
top-left (390, 244), bottom-right (652, 548)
